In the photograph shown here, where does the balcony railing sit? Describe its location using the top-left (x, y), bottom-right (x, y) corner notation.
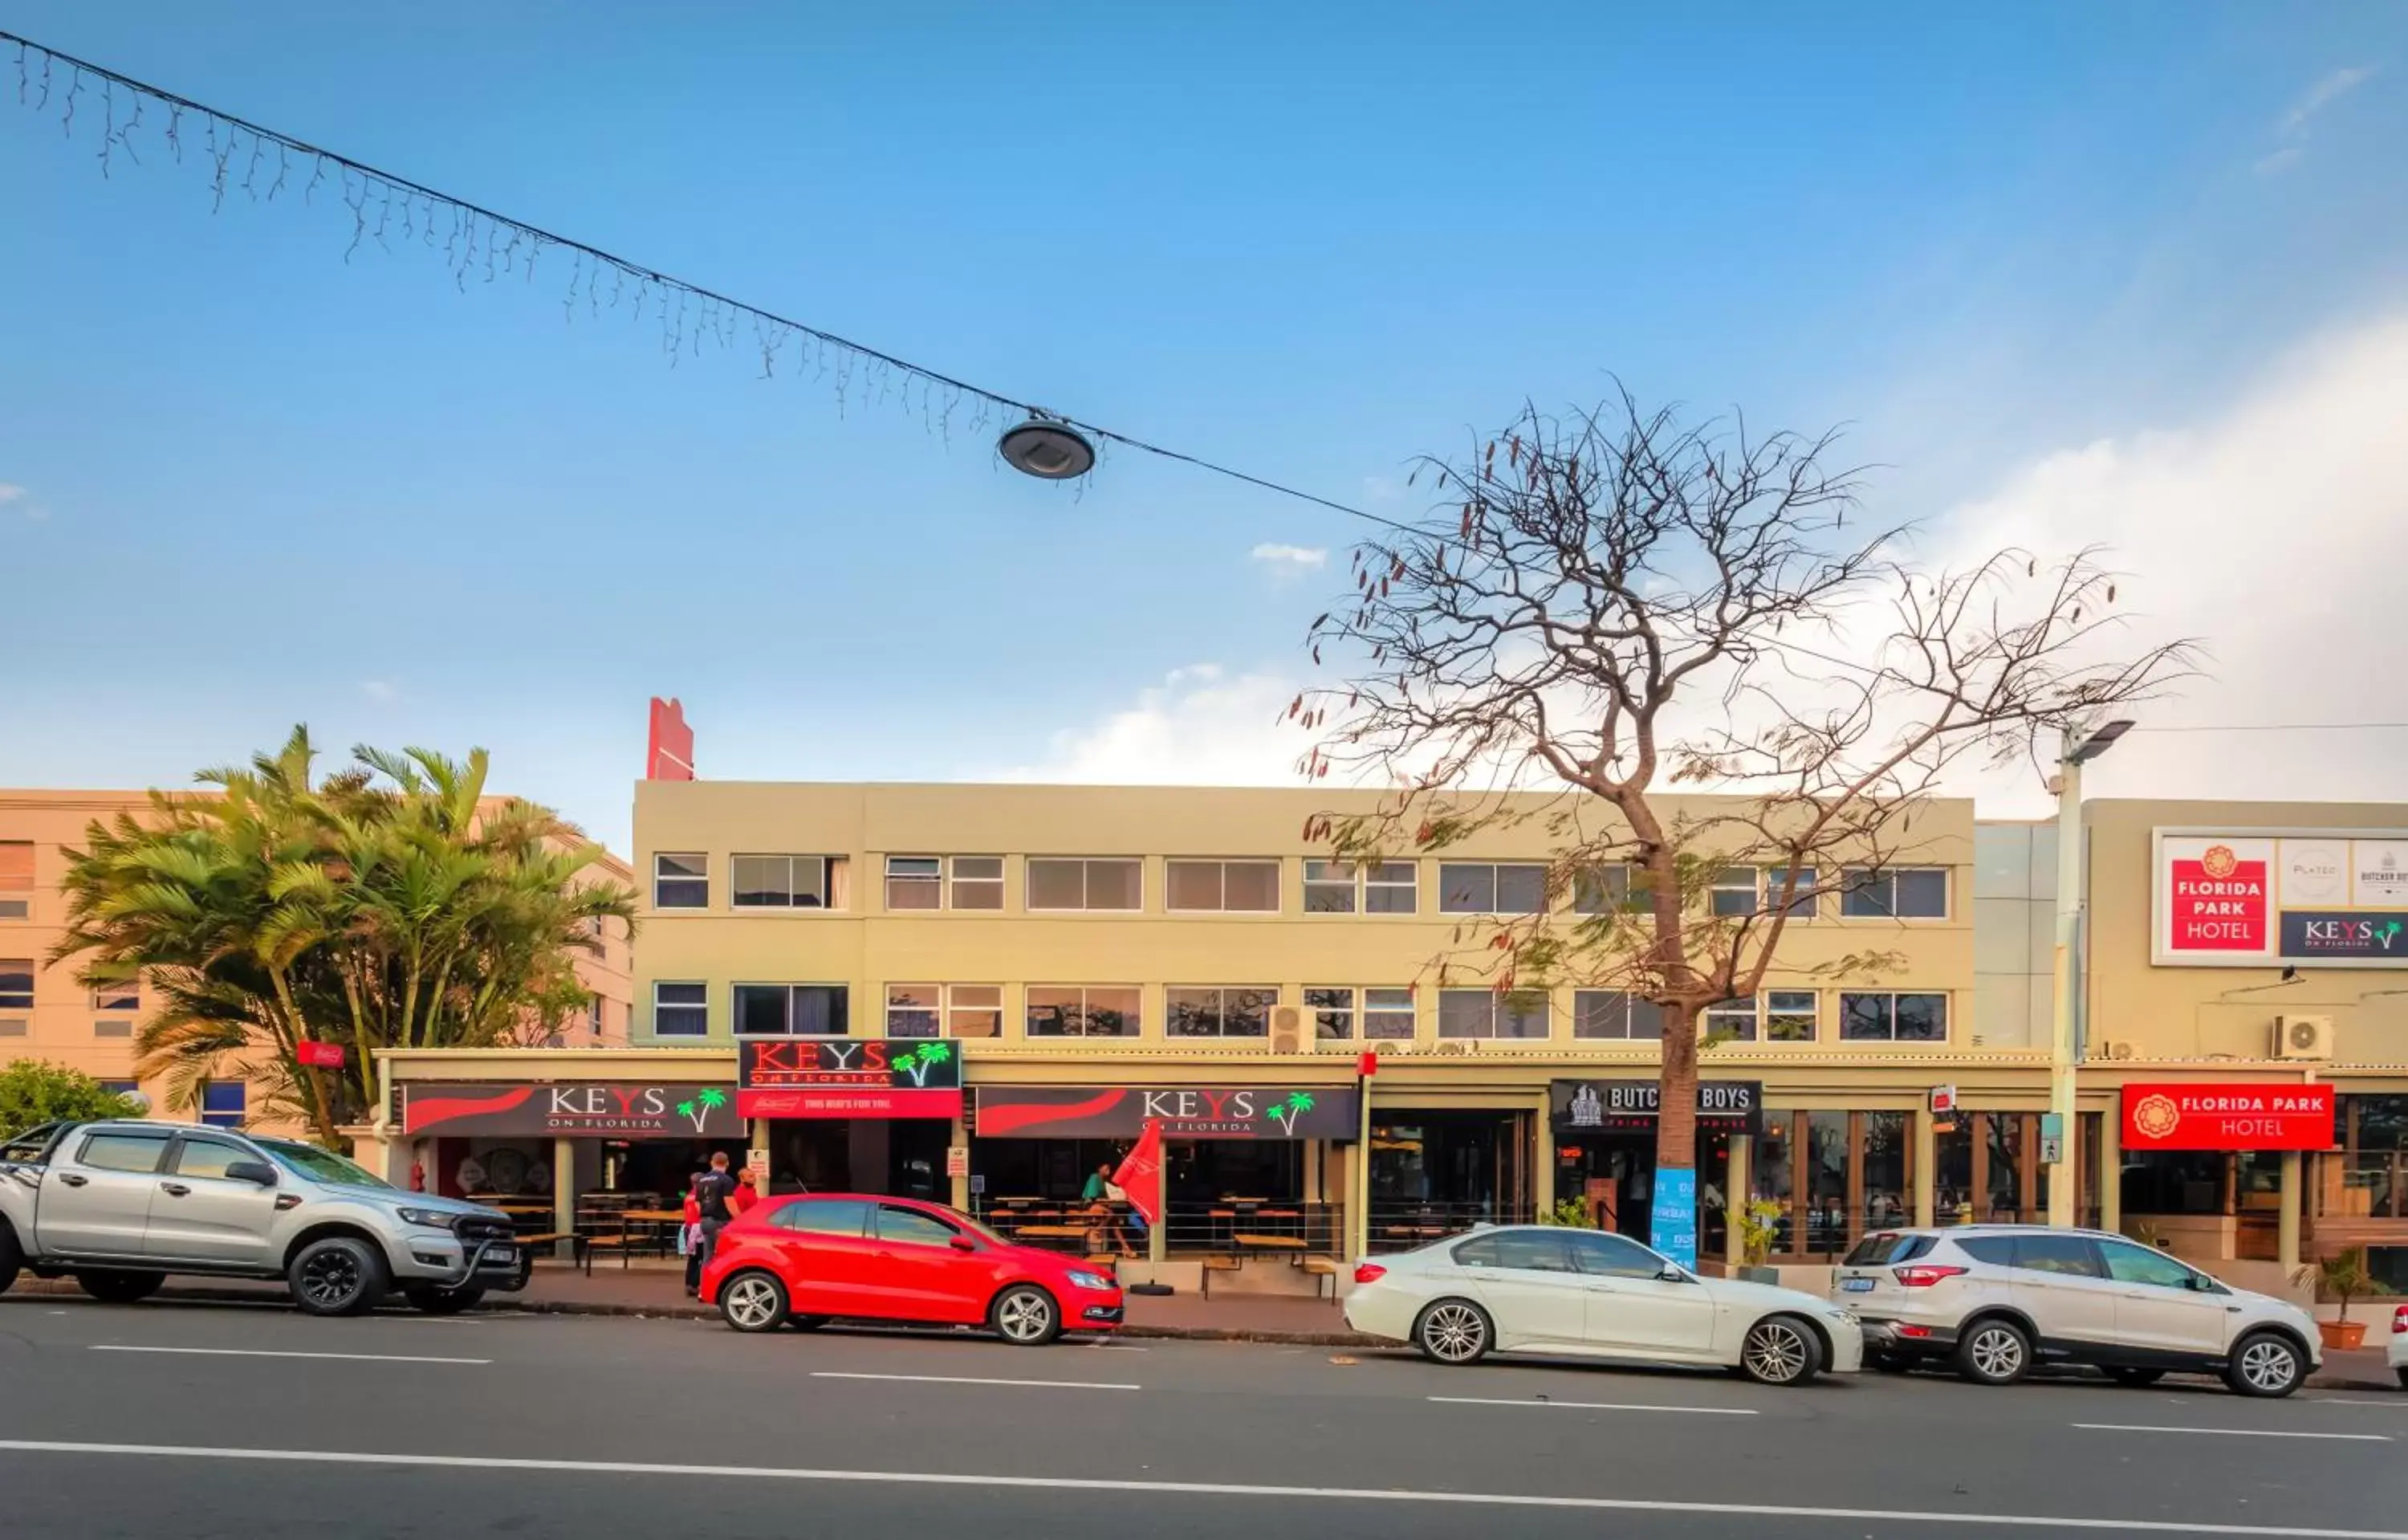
top-left (1365, 1198), bottom-right (1528, 1253)
top-left (974, 1197), bottom-right (1345, 1257)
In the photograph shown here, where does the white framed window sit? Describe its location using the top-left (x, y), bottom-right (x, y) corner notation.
top-left (885, 983), bottom-right (1002, 1038)
top-left (1437, 988), bottom-right (1549, 1039)
top-left (1841, 867), bottom-right (1948, 919)
top-left (885, 857), bottom-right (942, 911)
top-left (589, 999), bottom-right (607, 1037)
top-left (1165, 859), bottom-right (1281, 913)
top-left (949, 857), bottom-right (1005, 910)
top-left (1304, 986), bottom-right (1415, 1041)
top-left (1703, 996), bottom-right (1760, 1041)
top-left (1438, 862), bottom-right (1547, 915)
top-left (1766, 989), bottom-right (1818, 1041)
top-left (652, 981), bottom-right (708, 1037)
top-left (734, 983), bottom-right (850, 1036)
top-left (1709, 866), bottom-right (1820, 919)
top-left (1840, 992), bottom-right (1949, 1042)
top-left (0, 959), bottom-right (31, 1012)
top-left (732, 854), bottom-right (847, 910)
top-left (0, 840), bottom-right (31, 920)
top-left (887, 855), bottom-right (1005, 911)
top-left (91, 981), bottom-right (140, 1012)
top-left (1026, 858), bottom-right (1141, 912)
top-left (199, 1081), bottom-right (246, 1129)
top-left (653, 854), bottom-right (708, 909)
top-left (1165, 985), bottom-right (1276, 1038)
top-left (1026, 985), bottom-right (1141, 1037)
top-left (1572, 865), bottom-right (1649, 915)
top-left (1303, 859), bottom-right (1418, 915)
top-left (1572, 990), bottom-right (1662, 1040)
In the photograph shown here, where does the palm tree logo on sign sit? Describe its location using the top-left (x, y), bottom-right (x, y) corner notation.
top-left (673, 1086), bottom-right (729, 1133)
top-left (1263, 1091), bottom-right (1316, 1136)
top-left (893, 1041), bottom-right (955, 1087)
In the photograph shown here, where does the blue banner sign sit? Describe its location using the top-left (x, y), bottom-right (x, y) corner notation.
top-left (1649, 1166), bottom-right (1699, 1269)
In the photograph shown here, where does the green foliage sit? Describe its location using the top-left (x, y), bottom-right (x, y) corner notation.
top-left (0, 1059), bottom-right (139, 1140)
top-left (1539, 1196), bottom-right (1595, 1228)
top-left (2294, 1248), bottom-right (2392, 1323)
top-left (1739, 1198), bottom-right (1786, 1267)
top-left (48, 726), bottom-right (637, 1146)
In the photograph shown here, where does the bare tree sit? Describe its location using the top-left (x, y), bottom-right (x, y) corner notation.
top-left (1297, 390), bottom-right (2194, 1257)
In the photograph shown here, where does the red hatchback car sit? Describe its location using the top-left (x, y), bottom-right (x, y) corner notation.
top-left (699, 1193), bottom-right (1125, 1346)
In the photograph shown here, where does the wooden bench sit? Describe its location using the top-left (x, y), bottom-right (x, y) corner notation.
top-left (516, 1232), bottom-right (588, 1267)
top-left (1200, 1253), bottom-right (1244, 1298)
top-left (1301, 1254), bottom-right (1340, 1301)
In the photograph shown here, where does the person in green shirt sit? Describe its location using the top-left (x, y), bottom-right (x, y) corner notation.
top-left (1081, 1160), bottom-right (1115, 1203)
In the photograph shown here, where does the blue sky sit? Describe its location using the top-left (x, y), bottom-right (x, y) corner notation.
top-left (4, 2), bottom-right (2406, 851)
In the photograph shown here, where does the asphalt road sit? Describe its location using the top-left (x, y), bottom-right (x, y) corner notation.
top-left (1, 1293), bottom-right (2401, 1538)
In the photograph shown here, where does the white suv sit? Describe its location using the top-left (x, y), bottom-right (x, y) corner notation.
top-left (2388, 1301), bottom-right (2407, 1389)
top-left (1832, 1225), bottom-right (2321, 1398)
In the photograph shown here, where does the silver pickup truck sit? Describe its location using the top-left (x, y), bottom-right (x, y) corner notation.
top-left (0, 1118), bottom-right (528, 1314)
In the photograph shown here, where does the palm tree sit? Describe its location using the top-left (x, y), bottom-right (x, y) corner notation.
top-left (898, 1041), bottom-right (955, 1086)
top-left (1268, 1090), bottom-right (1316, 1135)
top-left (51, 726), bottom-right (637, 1148)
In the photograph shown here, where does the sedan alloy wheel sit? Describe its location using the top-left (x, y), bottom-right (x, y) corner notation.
top-left (1414, 1300), bottom-right (1491, 1365)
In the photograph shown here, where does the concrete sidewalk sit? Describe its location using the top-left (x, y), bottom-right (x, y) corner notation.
top-left (10, 1267), bottom-right (2399, 1387)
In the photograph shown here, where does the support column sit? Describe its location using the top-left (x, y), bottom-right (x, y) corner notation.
top-left (2277, 1150), bottom-right (2303, 1271)
top-left (1349, 1078), bottom-right (1375, 1261)
top-left (1533, 1095), bottom-right (1557, 1219)
top-left (2100, 1106), bottom-right (2122, 1236)
top-left (551, 1136), bottom-right (576, 1261)
top-left (1724, 1134), bottom-right (1751, 1269)
top-left (948, 1115), bottom-right (970, 1212)
top-left (1913, 1110), bottom-right (1937, 1228)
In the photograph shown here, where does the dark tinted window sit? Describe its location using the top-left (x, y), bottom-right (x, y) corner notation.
top-left (775, 1199), bottom-right (869, 1238)
top-left (76, 1131), bottom-right (169, 1173)
top-left (877, 1205), bottom-right (959, 1249)
top-left (1956, 1236), bottom-right (2016, 1266)
top-left (171, 1138), bottom-right (253, 1179)
top-left (2098, 1239), bottom-right (2197, 1289)
top-left (1, 1124), bottom-right (61, 1164)
top-left (1564, 1230), bottom-right (1665, 1278)
top-left (1454, 1229), bottom-right (1572, 1273)
top-left (1450, 1236), bottom-right (1502, 1267)
top-left (2011, 1234), bottom-right (2103, 1277)
top-left (1844, 1232), bottom-right (1938, 1266)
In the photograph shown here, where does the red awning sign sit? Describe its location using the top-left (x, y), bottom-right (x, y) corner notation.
top-left (2120, 1082), bottom-right (2335, 1151)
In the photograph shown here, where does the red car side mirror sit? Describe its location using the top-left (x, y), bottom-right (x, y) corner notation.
top-left (949, 1234), bottom-right (978, 1253)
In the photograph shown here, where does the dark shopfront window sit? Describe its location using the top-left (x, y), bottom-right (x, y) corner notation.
top-left (972, 1138), bottom-right (1304, 1208)
top-left (1373, 1112), bottom-right (1528, 1234)
top-left (2339, 1094), bottom-right (2408, 1220)
top-left (1556, 1131), bottom-right (1731, 1259)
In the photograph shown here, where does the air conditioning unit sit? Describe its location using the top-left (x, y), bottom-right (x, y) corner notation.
top-left (2096, 1039), bottom-right (2139, 1061)
top-left (1270, 1005), bottom-right (1304, 1055)
top-left (2274, 1014), bottom-right (2334, 1061)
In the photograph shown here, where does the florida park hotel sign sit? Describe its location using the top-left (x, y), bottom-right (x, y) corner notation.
top-left (2154, 829), bottom-right (2408, 968)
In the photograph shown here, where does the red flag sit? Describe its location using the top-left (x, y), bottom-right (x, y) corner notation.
top-left (1112, 1120), bottom-right (1165, 1227)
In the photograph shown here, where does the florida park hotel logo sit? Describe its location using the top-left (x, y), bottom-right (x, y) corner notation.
top-left (2168, 841), bottom-right (2269, 952)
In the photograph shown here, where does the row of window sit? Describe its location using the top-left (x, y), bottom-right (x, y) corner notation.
top-left (648, 980), bottom-right (1950, 1044)
top-left (649, 852), bottom-right (1954, 920)
top-left (0, 841), bottom-right (31, 919)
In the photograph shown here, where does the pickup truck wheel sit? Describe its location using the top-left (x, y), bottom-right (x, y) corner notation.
top-left (0, 1224), bottom-right (22, 1295)
top-left (75, 1269), bottom-right (165, 1305)
top-left (290, 1236), bottom-right (388, 1317)
top-left (403, 1283), bottom-right (486, 1315)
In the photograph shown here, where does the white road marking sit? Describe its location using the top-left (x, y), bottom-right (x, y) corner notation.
top-left (809, 1371), bottom-right (1139, 1391)
top-left (2300, 1398), bottom-right (2408, 1410)
top-left (2073, 1423), bottom-right (2389, 1443)
top-left (90, 1346), bottom-right (490, 1367)
top-left (0, 1440), bottom-right (2398, 1536)
top-left (1430, 1395), bottom-right (1758, 1416)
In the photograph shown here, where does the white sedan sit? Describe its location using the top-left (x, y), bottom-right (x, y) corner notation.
top-left (1344, 1224), bottom-right (1864, 1385)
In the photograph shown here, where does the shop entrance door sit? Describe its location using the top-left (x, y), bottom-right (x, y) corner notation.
top-left (1556, 1131), bottom-right (1732, 1256)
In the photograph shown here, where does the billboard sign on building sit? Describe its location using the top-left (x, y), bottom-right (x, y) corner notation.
top-left (2119, 1082), bottom-right (2335, 1151)
top-left (973, 1086), bottom-right (1361, 1140)
top-left (2153, 829), bottom-right (2408, 968)
top-left (400, 1081), bottom-right (743, 1139)
top-left (736, 1038), bottom-right (962, 1119)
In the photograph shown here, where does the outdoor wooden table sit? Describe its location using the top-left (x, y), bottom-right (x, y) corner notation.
top-left (1234, 1232), bottom-right (1305, 1250)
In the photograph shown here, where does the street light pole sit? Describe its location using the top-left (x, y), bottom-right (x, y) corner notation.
top-left (2047, 718), bottom-right (2133, 1227)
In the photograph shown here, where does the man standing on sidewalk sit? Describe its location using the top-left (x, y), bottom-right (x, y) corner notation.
top-left (694, 1151), bottom-right (738, 1290)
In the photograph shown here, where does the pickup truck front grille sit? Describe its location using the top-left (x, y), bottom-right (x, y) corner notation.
top-left (455, 1217), bottom-right (515, 1245)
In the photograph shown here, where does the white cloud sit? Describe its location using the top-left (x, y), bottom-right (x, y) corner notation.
top-left (2281, 64), bottom-right (2376, 136)
top-left (360, 679), bottom-right (397, 702)
top-left (990, 665), bottom-right (1304, 785)
top-left (1250, 542), bottom-right (1328, 576)
top-left (2260, 64), bottom-right (2376, 173)
top-left (1014, 314), bottom-right (2408, 814)
top-left (1930, 310), bottom-right (2408, 812)
top-left (0, 483), bottom-right (24, 503)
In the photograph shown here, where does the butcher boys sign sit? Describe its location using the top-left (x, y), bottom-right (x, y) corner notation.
top-left (736, 1038), bottom-right (962, 1119)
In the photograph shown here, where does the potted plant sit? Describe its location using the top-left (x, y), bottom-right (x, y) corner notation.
top-left (2292, 1248), bottom-right (2390, 1351)
top-left (1539, 1196), bottom-right (1595, 1228)
top-left (1736, 1198), bottom-right (1785, 1285)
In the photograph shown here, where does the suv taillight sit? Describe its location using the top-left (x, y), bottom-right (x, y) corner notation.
top-left (2393, 1304), bottom-right (2407, 1335)
top-left (1353, 1263), bottom-right (1387, 1285)
top-left (1894, 1265), bottom-right (1969, 1288)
